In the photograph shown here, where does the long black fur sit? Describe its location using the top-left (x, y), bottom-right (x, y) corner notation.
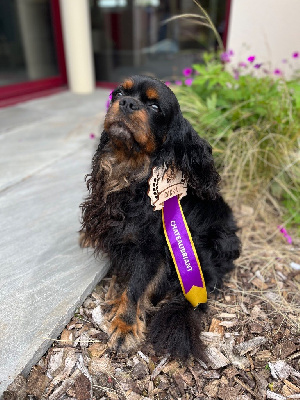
top-left (80, 75), bottom-right (241, 360)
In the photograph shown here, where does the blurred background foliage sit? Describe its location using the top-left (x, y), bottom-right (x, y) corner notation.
top-left (173, 52), bottom-right (300, 232)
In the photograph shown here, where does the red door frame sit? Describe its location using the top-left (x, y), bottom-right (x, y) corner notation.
top-left (223, 0), bottom-right (232, 49)
top-left (0, 0), bottom-right (67, 107)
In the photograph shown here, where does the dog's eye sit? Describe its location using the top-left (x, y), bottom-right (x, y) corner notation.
top-left (115, 91), bottom-right (123, 97)
top-left (150, 104), bottom-right (160, 112)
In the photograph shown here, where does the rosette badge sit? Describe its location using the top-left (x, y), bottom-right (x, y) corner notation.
top-left (148, 166), bottom-right (207, 307)
top-left (148, 166), bottom-right (187, 211)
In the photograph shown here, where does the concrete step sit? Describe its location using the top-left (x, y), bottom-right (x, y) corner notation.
top-left (0, 90), bottom-right (111, 394)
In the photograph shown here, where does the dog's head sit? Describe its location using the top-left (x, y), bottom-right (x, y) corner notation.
top-left (103, 75), bottom-right (220, 199)
top-left (104, 75), bottom-right (180, 156)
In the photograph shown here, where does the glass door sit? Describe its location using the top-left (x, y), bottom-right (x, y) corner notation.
top-left (90, 0), bottom-right (229, 83)
top-left (0, 0), bottom-right (66, 102)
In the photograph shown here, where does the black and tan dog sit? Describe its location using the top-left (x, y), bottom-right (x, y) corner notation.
top-left (80, 75), bottom-right (240, 359)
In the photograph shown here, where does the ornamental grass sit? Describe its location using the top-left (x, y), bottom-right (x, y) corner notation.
top-left (173, 53), bottom-right (300, 232)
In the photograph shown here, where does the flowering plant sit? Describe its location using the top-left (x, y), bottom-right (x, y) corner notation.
top-left (173, 51), bottom-right (300, 232)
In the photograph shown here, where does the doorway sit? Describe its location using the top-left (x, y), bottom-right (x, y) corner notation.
top-left (90, 0), bottom-right (228, 83)
top-left (0, 0), bottom-right (66, 104)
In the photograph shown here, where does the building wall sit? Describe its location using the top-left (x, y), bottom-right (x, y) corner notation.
top-left (227, 0), bottom-right (300, 78)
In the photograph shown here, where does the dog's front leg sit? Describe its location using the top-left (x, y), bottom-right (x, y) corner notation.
top-left (106, 288), bottom-right (145, 352)
top-left (105, 255), bottom-right (162, 353)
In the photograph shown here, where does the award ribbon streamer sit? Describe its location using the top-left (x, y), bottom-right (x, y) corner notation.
top-left (162, 196), bottom-right (207, 307)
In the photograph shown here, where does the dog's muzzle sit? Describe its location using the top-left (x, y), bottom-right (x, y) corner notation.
top-left (109, 122), bottom-right (132, 142)
top-left (104, 98), bottom-right (155, 154)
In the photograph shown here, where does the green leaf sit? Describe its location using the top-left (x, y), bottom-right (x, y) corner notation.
top-left (206, 93), bottom-right (217, 110)
top-left (192, 64), bottom-right (207, 75)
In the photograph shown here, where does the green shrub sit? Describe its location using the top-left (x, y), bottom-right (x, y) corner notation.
top-left (173, 53), bottom-right (300, 231)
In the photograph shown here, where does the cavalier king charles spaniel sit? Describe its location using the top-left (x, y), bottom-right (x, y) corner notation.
top-left (80, 75), bottom-right (240, 360)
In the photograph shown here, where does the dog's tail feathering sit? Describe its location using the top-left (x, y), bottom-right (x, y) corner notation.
top-left (149, 297), bottom-right (206, 360)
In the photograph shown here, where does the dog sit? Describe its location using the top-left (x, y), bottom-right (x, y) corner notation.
top-left (80, 75), bottom-right (240, 360)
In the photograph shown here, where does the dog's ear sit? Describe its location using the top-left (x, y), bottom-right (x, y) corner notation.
top-left (158, 116), bottom-right (220, 200)
top-left (180, 118), bottom-right (220, 199)
top-left (80, 131), bottom-right (109, 248)
top-left (86, 130), bottom-right (108, 191)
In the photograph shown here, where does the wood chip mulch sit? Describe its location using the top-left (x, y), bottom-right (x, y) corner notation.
top-left (3, 205), bottom-right (300, 400)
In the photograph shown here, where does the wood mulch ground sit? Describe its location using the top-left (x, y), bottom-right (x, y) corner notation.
top-left (3, 204), bottom-right (300, 400)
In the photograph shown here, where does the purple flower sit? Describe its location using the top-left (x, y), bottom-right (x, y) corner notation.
top-left (220, 52), bottom-right (231, 63)
top-left (106, 91), bottom-right (113, 110)
top-left (233, 70), bottom-right (239, 80)
top-left (292, 52), bottom-right (299, 58)
top-left (165, 81), bottom-right (171, 86)
top-left (228, 49), bottom-right (234, 56)
top-left (254, 63), bottom-right (262, 69)
top-left (183, 68), bottom-right (193, 77)
top-left (185, 78), bottom-right (193, 86)
top-left (274, 69), bottom-right (282, 75)
top-left (89, 133), bottom-right (96, 139)
top-left (175, 80), bottom-right (182, 86)
top-left (278, 226), bottom-right (292, 244)
top-left (239, 62), bottom-right (247, 68)
top-left (247, 55), bottom-right (255, 63)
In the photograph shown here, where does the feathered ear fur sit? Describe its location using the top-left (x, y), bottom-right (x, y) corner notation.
top-left (156, 115), bottom-right (220, 200)
top-left (80, 131), bottom-right (112, 252)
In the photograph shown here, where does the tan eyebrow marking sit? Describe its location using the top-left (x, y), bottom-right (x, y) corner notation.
top-left (146, 87), bottom-right (159, 100)
top-left (121, 78), bottom-right (134, 90)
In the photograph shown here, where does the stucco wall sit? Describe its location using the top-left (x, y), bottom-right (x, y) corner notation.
top-left (227, 0), bottom-right (300, 78)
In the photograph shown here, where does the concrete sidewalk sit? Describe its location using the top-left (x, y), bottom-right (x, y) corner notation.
top-left (0, 90), bottom-right (111, 394)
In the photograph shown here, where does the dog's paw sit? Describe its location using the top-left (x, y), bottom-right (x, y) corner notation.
top-left (108, 314), bottom-right (145, 352)
top-left (105, 291), bottom-right (145, 352)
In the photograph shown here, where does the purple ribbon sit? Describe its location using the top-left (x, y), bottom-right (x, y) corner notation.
top-left (163, 196), bottom-right (204, 293)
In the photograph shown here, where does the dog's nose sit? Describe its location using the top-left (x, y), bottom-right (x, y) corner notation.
top-left (119, 97), bottom-right (140, 113)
